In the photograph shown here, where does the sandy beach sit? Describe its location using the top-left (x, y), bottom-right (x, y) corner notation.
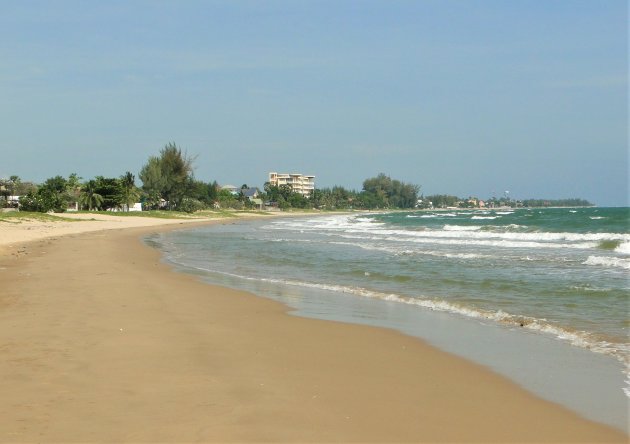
top-left (0, 214), bottom-right (626, 442)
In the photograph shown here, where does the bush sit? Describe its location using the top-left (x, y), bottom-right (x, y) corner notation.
top-left (178, 197), bottom-right (206, 213)
top-left (20, 190), bottom-right (67, 212)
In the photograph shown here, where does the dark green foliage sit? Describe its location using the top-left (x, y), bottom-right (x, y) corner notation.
top-left (187, 179), bottom-right (218, 207)
top-left (360, 173), bottom-right (420, 209)
top-left (93, 176), bottom-right (124, 210)
top-left (138, 156), bottom-right (165, 209)
top-left (139, 142), bottom-right (196, 210)
top-left (79, 180), bottom-right (104, 210)
top-left (119, 172), bottom-right (139, 211)
top-left (19, 175), bottom-right (70, 212)
top-left (425, 194), bottom-right (460, 208)
top-left (288, 192), bottom-right (310, 209)
top-left (521, 198), bottom-right (593, 207)
top-left (217, 189), bottom-right (238, 209)
top-left (178, 197), bottom-right (205, 213)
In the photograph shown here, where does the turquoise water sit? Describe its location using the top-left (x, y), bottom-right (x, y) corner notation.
top-left (150, 207), bottom-right (629, 430)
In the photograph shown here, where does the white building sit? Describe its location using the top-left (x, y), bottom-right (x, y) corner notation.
top-left (269, 172), bottom-right (315, 197)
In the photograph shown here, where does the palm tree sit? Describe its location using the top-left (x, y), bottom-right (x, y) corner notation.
top-left (119, 171), bottom-right (139, 212)
top-left (80, 180), bottom-right (104, 211)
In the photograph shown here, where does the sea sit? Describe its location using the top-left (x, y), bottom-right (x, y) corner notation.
top-left (147, 206), bottom-right (629, 432)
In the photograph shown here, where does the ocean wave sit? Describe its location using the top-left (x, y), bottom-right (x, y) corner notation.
top-left (471, 216), bottom-right (499, 220)
top-left (569, 285), bottom-right (614, 293)
top-left (339, 226), bottom-right (630, 245)
top-left (444, 253), bottom-right (488, 259)
top-left (443, 224), bottom-right (483, 231)
top-left (615, 242), bottom-right (630, 255)
top-left (265, 216), bottom-right (630, 254)
top-left (337, 233), bottom-right (599, 250)
top-left (582, 256), bottom-right (630, 270)
top-left (282, 215), bottom-right (630, 244)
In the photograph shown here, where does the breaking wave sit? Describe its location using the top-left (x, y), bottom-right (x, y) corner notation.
top-left (583, 256), bottom-right (630, 270)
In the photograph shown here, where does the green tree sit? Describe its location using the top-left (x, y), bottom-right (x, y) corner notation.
top-left (139, 143), bottom-right (196, 210)
top-left (217, 188), bottom-right (238, 209)
top-left (426, 194), bottom-right (459, 208)
top-left (159, 143), bottom-right (195, 209)
top-left (361, 173), bottom-right (419, 209)
top-left (0, 179), bottom-right (9, 207)
top-left (139, 156), bottom-right (165, 210)
top-left (8, 175), bottom-right (21, 198)
top-left (80, 180), bottom-right (104, 211)
top-left (93, 176), bottom-right (124, 210)
top-left (119, 171), bottom-right (140, 211)
top-left (66, 173), bottom-right (82, 209)
top-left (20, 175), bottom-right (69, 212)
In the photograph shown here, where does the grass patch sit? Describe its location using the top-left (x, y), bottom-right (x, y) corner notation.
top-left (77, 209), bottom-right (272, 219)
top-left (0, 211), bottom-right (79, 223)
top-left (77, 210), bottom-right (198, 219)
top-left (195, 209), bottom-right (273, 218)
top-left (0, 209), bottom-right (277, 224)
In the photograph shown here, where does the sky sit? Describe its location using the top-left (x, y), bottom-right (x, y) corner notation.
top-left (0, 0), bottom-right (627, 206)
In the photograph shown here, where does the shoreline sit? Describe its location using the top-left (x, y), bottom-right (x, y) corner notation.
top-left (0, 216), bottom-right (627, 441)
top-left (158, 214), bottom-right (629, 433)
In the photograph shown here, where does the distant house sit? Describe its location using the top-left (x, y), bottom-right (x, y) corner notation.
top-left (241, 187), bottom-right (259, 199)
top-left (240, 187), bottom-right (263, 209)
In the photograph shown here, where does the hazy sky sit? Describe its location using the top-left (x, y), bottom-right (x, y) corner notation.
top-left (1, 0), bottom-right (627, 205)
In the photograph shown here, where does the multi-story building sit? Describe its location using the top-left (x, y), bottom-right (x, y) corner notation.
top-left (268, 172), bottom-right (315, 197)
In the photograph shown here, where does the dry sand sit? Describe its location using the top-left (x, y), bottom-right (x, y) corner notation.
top-left (0, 212), bottom-right (233, 253)
top-left (0, 214), bottom-right (626, 442)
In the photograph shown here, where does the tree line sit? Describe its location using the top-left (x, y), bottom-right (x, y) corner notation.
top-left (418, 194), bottom-right (594, 209)
top-left (1, 143), bottom-right (421, 213)
top-left (1, 142), bottom-right (593, 213)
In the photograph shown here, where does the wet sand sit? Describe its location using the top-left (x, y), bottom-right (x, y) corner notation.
top-left (0, 219), bottom-right (626, 442)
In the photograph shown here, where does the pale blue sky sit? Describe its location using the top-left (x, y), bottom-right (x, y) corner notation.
top-left (1, 0), bottom-right (627, 205)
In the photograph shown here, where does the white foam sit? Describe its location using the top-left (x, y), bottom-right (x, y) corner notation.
top-left (471, 216), bottom-right (499, 220)
top-left (444, 253), bottom-right (487, 259)
top-left (615, 242), bottom-right (630, 255)
top-left (583, 256), bottom-right (630, 270)
top-left (339, 233), bottom-right (599, 250)
top-left (299, 215), bottom-right (630, 243)
top-left (443, 224), bottom-right (482, 231)
top-left (263, 215), bottom-right (630, 258)
top-left (180, 260), bottom-right (629, 365)
top-left (266, 277), bottom-right (630, 367)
